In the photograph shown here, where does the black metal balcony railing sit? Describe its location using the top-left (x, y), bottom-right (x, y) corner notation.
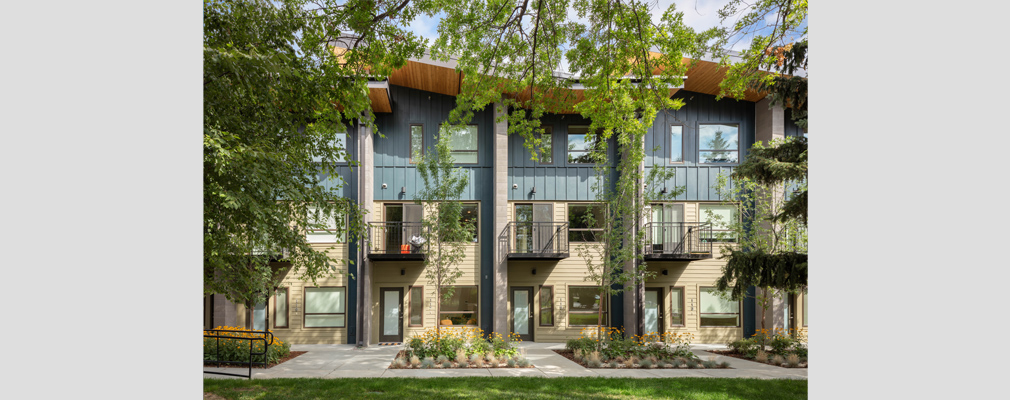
top-left (502, 221), bottom-right (569, 259)
top-left (366, 222), bottom-right (428, 260)
top-left (642, 222), bottom-right (713, 260)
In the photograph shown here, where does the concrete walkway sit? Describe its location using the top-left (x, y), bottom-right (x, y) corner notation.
top-left (204, 342), bottom-right (807, 380)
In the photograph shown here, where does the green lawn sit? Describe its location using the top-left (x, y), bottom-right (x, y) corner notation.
top-left (204, 377), bottom-right (807, 399)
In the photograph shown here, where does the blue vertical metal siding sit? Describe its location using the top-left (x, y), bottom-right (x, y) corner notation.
top-left (372, 85), bottom-right (493, 201)
top-left (642, 91), bottom-right (756, 201)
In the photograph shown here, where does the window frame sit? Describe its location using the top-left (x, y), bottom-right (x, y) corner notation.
top-left (441, 124), bottom-right (479, 165)
top-left (303, 286), bottom-right (347, 328)
top-left (698, 122), bottom-right (740, 165)
top-left (567, 285), bottom-right (608, 327)
top-left (306, 206), bottom-right (346, 244)
top-left (409, 124), bottom-right (424, 164)
top-left (700, 203), bottom-right (739, 243)
top-left (566, 125), bottom-right (604, 165)
top-left (273, 287), bottom-right (289, 329)
top-left (568, 203), bottom-right (605, 242)
top-left (669, 286), bottom-right (685, 327)
top-left (538, 126), bottom-right (554, 164)
top-left (698, 287), bottom-right (741, 328)
top-left (438, 285), bottom-right (479, 326)
top-left (409, 285), bottom-right (424, 327)
top-left (539, 285), bottom-right (554, 327)
top-left (669, 124), bottom-right (684, 164)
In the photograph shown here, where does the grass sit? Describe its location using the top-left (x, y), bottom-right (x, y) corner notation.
top-left (204, 377), bottom-right (807, 399)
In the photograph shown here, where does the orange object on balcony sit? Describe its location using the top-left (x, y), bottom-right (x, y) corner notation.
top-left (400, 244), bottom-right (410, 254)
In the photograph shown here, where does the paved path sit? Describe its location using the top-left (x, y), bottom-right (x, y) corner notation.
top-left (204, 342), bottom-right (807, 380)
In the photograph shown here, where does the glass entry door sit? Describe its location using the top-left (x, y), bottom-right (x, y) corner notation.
top-left (379, 288), bottom-right (404, 342)
top-left (650, 204), bottom-right (684, 253)
top-left (515, 204), bottom-right (553, 254)
top-left (643, 288), bottom-right (664, 336)
top-left (511, 287), bottom-right (534, 341)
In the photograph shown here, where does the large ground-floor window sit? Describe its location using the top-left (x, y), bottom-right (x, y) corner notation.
top-left (439, 286), bottom-right (479, 326)
top-left (699, 287), bottom-right (739, 327)
top-left (568, 286), bottom-right (607, 326)
top-left (304, 287), bottom-right (346, 328)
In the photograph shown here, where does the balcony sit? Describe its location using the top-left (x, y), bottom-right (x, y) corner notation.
top-left (642, 222), bottom-right (713, 261)
top-left (366, 222), bottom-right (428, 261)
top-left (501, 222), bottom-right (569, 259)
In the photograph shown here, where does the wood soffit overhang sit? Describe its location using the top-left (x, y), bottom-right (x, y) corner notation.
top-left (363, 55), bottom-right (768, 113)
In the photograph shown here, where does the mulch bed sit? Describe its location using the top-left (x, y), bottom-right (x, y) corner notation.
top-left (204, 351), bottom-right (307, 369)
top-left (553, 350), bottom-right (732, 369)
top-left (707, 350), bottom-right (807, 368)
top-left (390, 350), bottom-right (535, 368)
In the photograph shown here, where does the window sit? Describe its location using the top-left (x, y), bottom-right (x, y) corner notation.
top-left (409, 286), bottom-right (424, 327)
top-left (568, 286), bottom-right (607, 326)
top-left (274, 288), bottom-right (288, 328)
top-left (539, 126), bottom-right (553, 164)
top-left (670, 125), bottom-right (683, 163)
top-left (700, 204), bottom-right (738, 242)
top-left (439, 286), bottom-right (479, 326)
top-left (441, 124), bottom-right (478, 164)
top-left (540, 286), bottom-right (554, 326)
top-left (304, 287), bottom-right (346, 328)
top-left (568, 203), bottom-right (605, 242)
top-left (669, 286), bottom-right (684, 326)
top-left (699, 123), bottom-right (739, 163)
top-left (437, 203), bottom-right (479, 242)
top-left (567, 125), bottom-right (604, 163)
top-left (699, 288), bottom-right (739, 327)
top-left (306, 206), bottom-right (344, 243)
top-left (313, 130), bottom-right (349, 163)
top-left (410, 124), bottom-right (424, 163)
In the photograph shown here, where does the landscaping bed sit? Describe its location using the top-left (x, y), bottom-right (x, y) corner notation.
top-left (554, 349), bottom-right (730, 369)
top-left (390, 327), bottom-right (534, 369)
top-left (562, 328), bottom-right (730, 369)
top-left (708, 349), bottom-right (806, 368)
top-left (203, 351), bottom-right (306, 369)
top-left (720, 328), bottom-right (808, 368)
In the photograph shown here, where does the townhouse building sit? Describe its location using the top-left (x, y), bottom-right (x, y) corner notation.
top-left (204, 54), bottom-right (808, 345)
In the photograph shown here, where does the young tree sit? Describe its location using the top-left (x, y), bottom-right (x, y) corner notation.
top-left (704, 0), bottom-right (809, 322)
top-left (415, 124), bottom-right (476, 339)
top-left (203, 0), bottom-right (427, 328)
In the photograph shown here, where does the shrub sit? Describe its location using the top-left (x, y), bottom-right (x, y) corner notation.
top-left (517, 357), bottom-right (531, 368)
top-left (441, 360), bottom-right (453, 368)
top-left (421, 358), bottom-right (435, 369)
top-left (771, 354), bottom-right (785, 366)
top-left (566, 337), bottom-right (597, 355)
top-left (203, 327), bottom-right (290, 365)
top-left (686, 359), bottom-right (699, 368)
top-left (728, 337), bottom-right (761, 358)
top-left (455, 348), bottom-right (468, 364)
top-left (702, 361), bottom-right (717, 368)
top-left (786, 353), bottom-right (800, 367)
top-left (755, 350), bottom-right (769, 363)
top-left (608, 360), bottom-right (618, 368)
top-left (506, 357), bottom-right (516, 368)
top-left (639, 359), bottom-right (653, 368)
top-left (410, 355), bottom-right (421, 367)
top-left (720, 361), bottom-right (731, 368)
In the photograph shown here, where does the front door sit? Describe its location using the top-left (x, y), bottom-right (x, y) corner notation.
top-left (511, 287), bottom-right (534, 341)
top-left (643, 288), bottom-right (664, 337)
top-left (379, 288), bottom-right (404, 342)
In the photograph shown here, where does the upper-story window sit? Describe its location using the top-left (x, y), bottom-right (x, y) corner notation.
top-left (568, 203), bottom-right (605, 242)
top-left (700, 204), bottom-right (738, 242)
top-left (538, 126), bottom-right (553, 164)
top-left (441, 125), bottom-right (478, 164)
top-left (699, 123), bottom-right (739, 164)
top-left (306, 206), bottom-right (345, 243)
top-left (670, 125), bottom-right (683, 163)
top-left (410, 124), bottom-right (424, 163)
top-left (567, 125), bottom-right (603, 164)
top-left (311, 129), bottom-right (347, 163)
